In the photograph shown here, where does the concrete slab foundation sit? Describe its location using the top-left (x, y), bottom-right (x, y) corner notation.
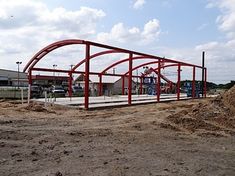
top-left (34, 93), bottom-right (190, 109)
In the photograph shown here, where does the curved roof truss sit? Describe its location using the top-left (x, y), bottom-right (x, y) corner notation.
top-left (24, 39), bottom-right (207, 109)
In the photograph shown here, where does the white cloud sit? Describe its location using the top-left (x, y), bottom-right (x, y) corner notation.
top-left (0, 0), bottom-right (105, 35)
top-left (142, 19), bottom-right (161, 43)
top-left (207, 0), bottom-right (235, 37)
top-left (195, 41), bottom-right (219, 51)
top-left (0, 0), bottom-right (105, 71)
top-left (150, 42), bottom-right (235, 84)
top-left (39, 6), bottom-right (105, 34)
top-left (183, 0), bottom-right (235, 83)
top-left (133, 0), bottom-right (146, 9)
top-left (194, 40), bottom-right (235, 83)
top-left (0, 0), bottom-right (233, 84)
top-left (195, 40), bottom-right (235, 61)
top-left (97, 19), bottom-right (160, 45)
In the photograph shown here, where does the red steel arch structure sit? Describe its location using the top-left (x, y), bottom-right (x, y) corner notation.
top-left (24, 39), bottom-right (207, 109)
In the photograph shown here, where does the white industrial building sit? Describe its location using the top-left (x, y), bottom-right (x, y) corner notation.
top-left (0, 69), bottom-right (28, 87)
top-left (75, 74), bottom-right (137, 95)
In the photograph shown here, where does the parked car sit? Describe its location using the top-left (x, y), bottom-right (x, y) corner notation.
top-left (72, 86), bottom-right (84, 96)
top-left (72, 86), bottom-right (83, 93)
top-left (50, 85), bottom-right (66, 97)
top-left (31, 85), bottom-right (42, 98)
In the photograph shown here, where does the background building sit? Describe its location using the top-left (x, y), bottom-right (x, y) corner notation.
top-left (31, 75), bottom-right (69, 87)
top-left (0, 69), bottom-right (28, 87)
top-left (75, 74), bottom-right (136, 96)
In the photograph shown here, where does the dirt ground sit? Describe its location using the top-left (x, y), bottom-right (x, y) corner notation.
top-left (0, 95), bottom-right (235, 176)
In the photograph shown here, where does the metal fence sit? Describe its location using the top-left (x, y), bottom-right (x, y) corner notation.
top-left (0, 86), bottom-right (28, 99)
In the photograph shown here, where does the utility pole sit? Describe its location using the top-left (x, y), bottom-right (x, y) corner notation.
top-left (16, 61), bottom-right (22, 89)
top-left (70, 64), bottom-right (74, 85)
top-left (70, 64), bottom-right (74, 70)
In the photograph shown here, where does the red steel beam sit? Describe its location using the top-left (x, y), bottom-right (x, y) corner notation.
top-left (125, 63), bottom-right (182, 84)
top-left (157, 60), bottom-right (161, 102)
top-left (71, 49), bottom-right (200, 77)
top-left (128, 53), bottom-right (133, 105)
top-left (71, 49), bottom-right (123, 72)
top-left (177, 63), bottom-right (181, 100)
top-left (140, 77), bottom-right (143, 94)
top-left (155, 77), bottom-right (157, 97)
top-left (68, 72), bottom-right (72, 98)
top-left (192, 66), bottom-right (195, 99)
top-left (123, 61), bottom-right (159, 75)
top-left (122, 76), bottom-right (125, 95)
top-left (204, 68), bottom-right (207, 98)
top-left (84, 44), bottom-right (90, 109)
top-left (101, 56), bottom-right (157, 75)
top-left (32, 67), bottom-right (70, 73)
top-left (99, 74), bottom-right (102, 96)
top-left (28, 69), bottom-right (32, 99)
top-left (87, 40), bottom-right (202, 68)
top-left (24, 39), bottom-right (85, 72)
top-left (31, 67), bottom-right (143, 78)
top-left (24, 39), bottom-right (208, 107)
top-left (24, 39), bottom-right (204, 75)
top-left (28, 69), bottom-right (32, 85)
top-left (32, 64), bottom-right (179, 83)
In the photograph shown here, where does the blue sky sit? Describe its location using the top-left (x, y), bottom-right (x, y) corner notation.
top-left (0, 0), bottom-right (234, 83)
top-left (43, 0), bottom-right (221, 46)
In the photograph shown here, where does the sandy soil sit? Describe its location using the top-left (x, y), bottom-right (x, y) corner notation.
top-left (0, 97), bottom-right (235, 176)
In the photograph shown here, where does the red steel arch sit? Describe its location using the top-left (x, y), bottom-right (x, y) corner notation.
top-left (23, 39), bottom-right (85, 73)
top-left (24, 39), bottom-right (207, 109)
top-left (71, 49), bottom-right (125, 72)
top-left (100, 56), bottom-right (158, 74)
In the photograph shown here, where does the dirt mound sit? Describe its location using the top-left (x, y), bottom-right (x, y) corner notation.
top-left (25, 103), bottom-right (47, 112)
top-left (18, 102), bottom-right (55, 113)
top-left (165, 86), bottom-right (235, 136)
top-left (220, 85), bottom-right (235, 114)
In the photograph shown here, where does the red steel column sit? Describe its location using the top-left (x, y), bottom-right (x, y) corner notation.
top-left (28, 69), bottom-right (32, 85)
top-left (99, 74), bottom-right (102, 96)
top-left (28, 69), bottom-right (32, 98)
top-left (202, 51), bottom-right (205, 97)
top-left (128, 53), bottom-right (133, 105)
top-left (140, 77), bottom-right (143, 94)
top-left (84, 44), bottom-right (90, 109)
top-left (192, 66), bottom-right (195, 99)
top-left (122, 76), bottom-right (125, 95)
top-left (157, 60), bottom-right (161, 102)
top-left (170, 82), bottom-right (173, 90)
top-left (155, 77), bottom-right (157, 96)
top-left (68, 72), bottom-right (72, 98)
top-left (177, 63), bottom-right (181, 100)
top-left (204, 68), bottom-right (207, 98)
